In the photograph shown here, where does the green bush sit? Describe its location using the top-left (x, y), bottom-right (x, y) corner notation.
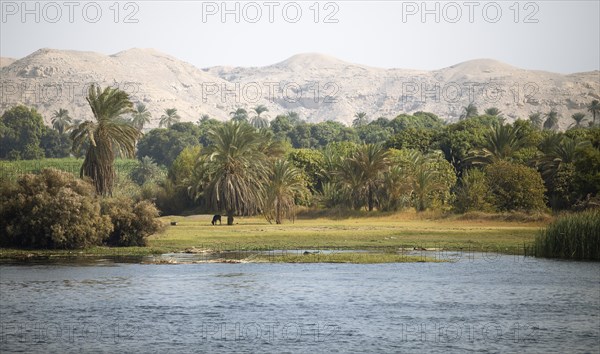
top-left (0, 169), bottom-right (112, 249)
top-left (533, 209), bottom-right (600, 260)
top-left (101, 197), bottom-right (162, 246)
top-left (453, 169), bottom-right (493, 213)
top-left (485, 161), bottom-right (547, 212)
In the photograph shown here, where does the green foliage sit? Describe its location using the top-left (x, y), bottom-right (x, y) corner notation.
top-left (0, 105), bottom-right (45, 160)
top-left (159, 108), bottom-right (181, 128)
top-left (40, 128), bottom-right (71, 158)
top-left (386, 126), bottom-right (437, 152)
top-left (453, 169), bottom-right (493, 213)
top-left (0, 169), bottom-right (112, 249)
top-left (485, 161), bottom-right (547, 212)
top-left (130, 156), bottom-right (165, 185)
top-left (137, 123), bottom-right (201, 166)
top-left (287, 148), bottom-right (325, 192)
top-left (100, 197), bottom-right (162, 246)
top-left (534, 210), bottom-right (600, 260)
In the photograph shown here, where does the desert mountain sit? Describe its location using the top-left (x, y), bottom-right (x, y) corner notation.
top-left (1, 48), bottom-right (598, 129)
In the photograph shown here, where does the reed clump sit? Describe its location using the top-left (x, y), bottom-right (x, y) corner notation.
top-left (533, 209), bottom-right (600, 260)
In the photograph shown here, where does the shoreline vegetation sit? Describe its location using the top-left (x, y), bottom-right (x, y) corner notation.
top-left (2, 94), bottom-right (598, 263)
top-left (0, 211), bottom-right (548, 263)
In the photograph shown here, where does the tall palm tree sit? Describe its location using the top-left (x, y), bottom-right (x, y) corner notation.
top-left (159, 108), bottom-right (180, 128)
top-left (379, 165), bottom-right (412, 211)
top-left (197, 121), bottom-right (268, 225)
top-left (51, 108), bottom-right (72, 135)
top-left (570, 112), bottom-right (587, 128)
top-left (528, 112), bottom-right (543, 130)
top-left (70, 85), bottom-right (139, 195)
top-left (229, 108), bottom-right (248, 123)
top-left (466, 124), bottom-right (524, 166)
top-left (264, 159), bottom-right (307, 224)
top-left (250, 106), bottom-right (269, 129)
top-left (460, 103), bottom-right (478, 120)
top-left (543, 110), bottom-right (559, 130)
top-left (253, 105), bottom-right (268, 117)
top-left (352, 112), bottom-right (368, 127)
top-left (587, 100), bottom-right (599, 126)
top-left (406, 151), bottom-right (445, 212)
top-left (130, 103), bottom-right (151, 131)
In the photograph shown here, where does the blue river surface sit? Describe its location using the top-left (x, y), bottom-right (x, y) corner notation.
top-left (0, 254), bottom-right (599, 353)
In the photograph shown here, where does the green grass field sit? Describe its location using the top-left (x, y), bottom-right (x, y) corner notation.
top-left (0, 212), bottom-right (545, 261)
top-left (151, 213), bottom-right (544, 254)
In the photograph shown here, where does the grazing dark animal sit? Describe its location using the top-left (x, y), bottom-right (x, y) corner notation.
top-left (170, 221), bottom-right (178, 226)
top-left (211, 215), bottom-right (222, 225)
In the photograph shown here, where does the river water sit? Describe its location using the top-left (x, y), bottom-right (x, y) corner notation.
top-left (1, 253), bottom-right (598, 353)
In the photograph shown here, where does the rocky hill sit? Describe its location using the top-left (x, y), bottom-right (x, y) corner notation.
top-left (1, 48), bottom-right (598, 129)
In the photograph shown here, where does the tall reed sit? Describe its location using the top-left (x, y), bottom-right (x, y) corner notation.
top-left (534, 209), bottom-right (600, 260)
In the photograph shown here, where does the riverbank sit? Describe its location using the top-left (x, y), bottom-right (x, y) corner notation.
top-left (0, 212), bottom-right (546, 262)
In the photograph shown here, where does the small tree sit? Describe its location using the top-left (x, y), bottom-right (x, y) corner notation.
top-left (485, 161), bottom-right (547, 212)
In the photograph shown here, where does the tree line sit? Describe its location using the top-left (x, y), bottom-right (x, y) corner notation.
top-left (1, 86), bottom-right (599, 223)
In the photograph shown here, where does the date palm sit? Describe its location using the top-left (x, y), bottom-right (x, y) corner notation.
top-left (51, 108), bottom-right (72, 135)
top-left (131, 103), bottom-right (151, 131)
top-left (230, 108), bottom-right (248, 123)
top-left (460, 103), bottom-right (478, 120)
top-left (198, 121), bottom-right (268, 225)
top-left (466, 124), bottom-right (524, 166)
top-left (159, 108), bottom-right (180, 128)
top-left (264, 159), bottom-right (307, 224)
top-left (528, 112), bottom-right (543, 130)
top-left (70, 85), bottom-right (139, 195)
top-left (484, 107), bottom-right (503, 118)
top-left (351, 143), bottom-right (389, 211)
top-left (570, 112), bottom-right (587, 128)
top-left (587, 100), bottom-right (599, 126)
top-left (251, 106), bottom-right (269, 129)
top-left (543, 110), bottom-right (559, 130)
top-left (352, 112), bottom-right (368, 127)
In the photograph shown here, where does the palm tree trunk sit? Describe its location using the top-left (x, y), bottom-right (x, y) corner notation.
top-left (226, 210), bottom-right (234, 225)
top-left (368, 186), bottom-right (374, 211)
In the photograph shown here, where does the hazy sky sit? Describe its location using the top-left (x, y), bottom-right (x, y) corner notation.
top-left (1, 1), bottom-right (599, 73)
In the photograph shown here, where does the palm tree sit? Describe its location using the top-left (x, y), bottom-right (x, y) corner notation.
top-left (466, 124), bottom-right (524, 166)
top-left (406, 151), bottom-right (445, 212)
top-left (159, 108), bottom-right (180, 128)
top-left (197, 121), bottom-right (268, 225)
top-left (229, 108), bottom-right (248, 123)
top-left (130, 156), bottom-right (162, 185)
top-left (130, 103), bottom-right (151, 131)
top-left (379, 165), bottom-right (412, 211)
top-left (51, 108), bottom-right (72, 135)
top-left (543, 110), bottom-right (559, 130)
top-left (570, 112), bottom-right (587, 128)
top-left (197, 114), bottom-right (211, 125)
top-left (264, 159), bottom-right (307, 224)
top-left (587, 100), bottom-right (599, 126)
top-left (350, 143), bottom-right (389, 211)
top-left (250, 106), bottom-right (270, 129)
top-left (528, 112), bottom-right (543, 130)
top-left (253, 104), bottom-right (268, 117)
top-left (352, 112), bottom-right (368, 127)
top-left (484, 107), bottom-right (503, 118)
top-left (70, 85), bottom-right (139, 195)
top-left (460, 103), bottom-right (478, 120)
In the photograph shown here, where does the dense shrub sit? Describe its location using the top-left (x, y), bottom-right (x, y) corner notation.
top-left (101, 197), bottom-right (162, 246)
top-left (485, 161), bottom-right (547, 212)
top-left (0, 169), bottom-right (112, 249)
top-left (0, 168), bottom-right (162, 249)
top-left (453, 169), bottom-right (493, 213)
